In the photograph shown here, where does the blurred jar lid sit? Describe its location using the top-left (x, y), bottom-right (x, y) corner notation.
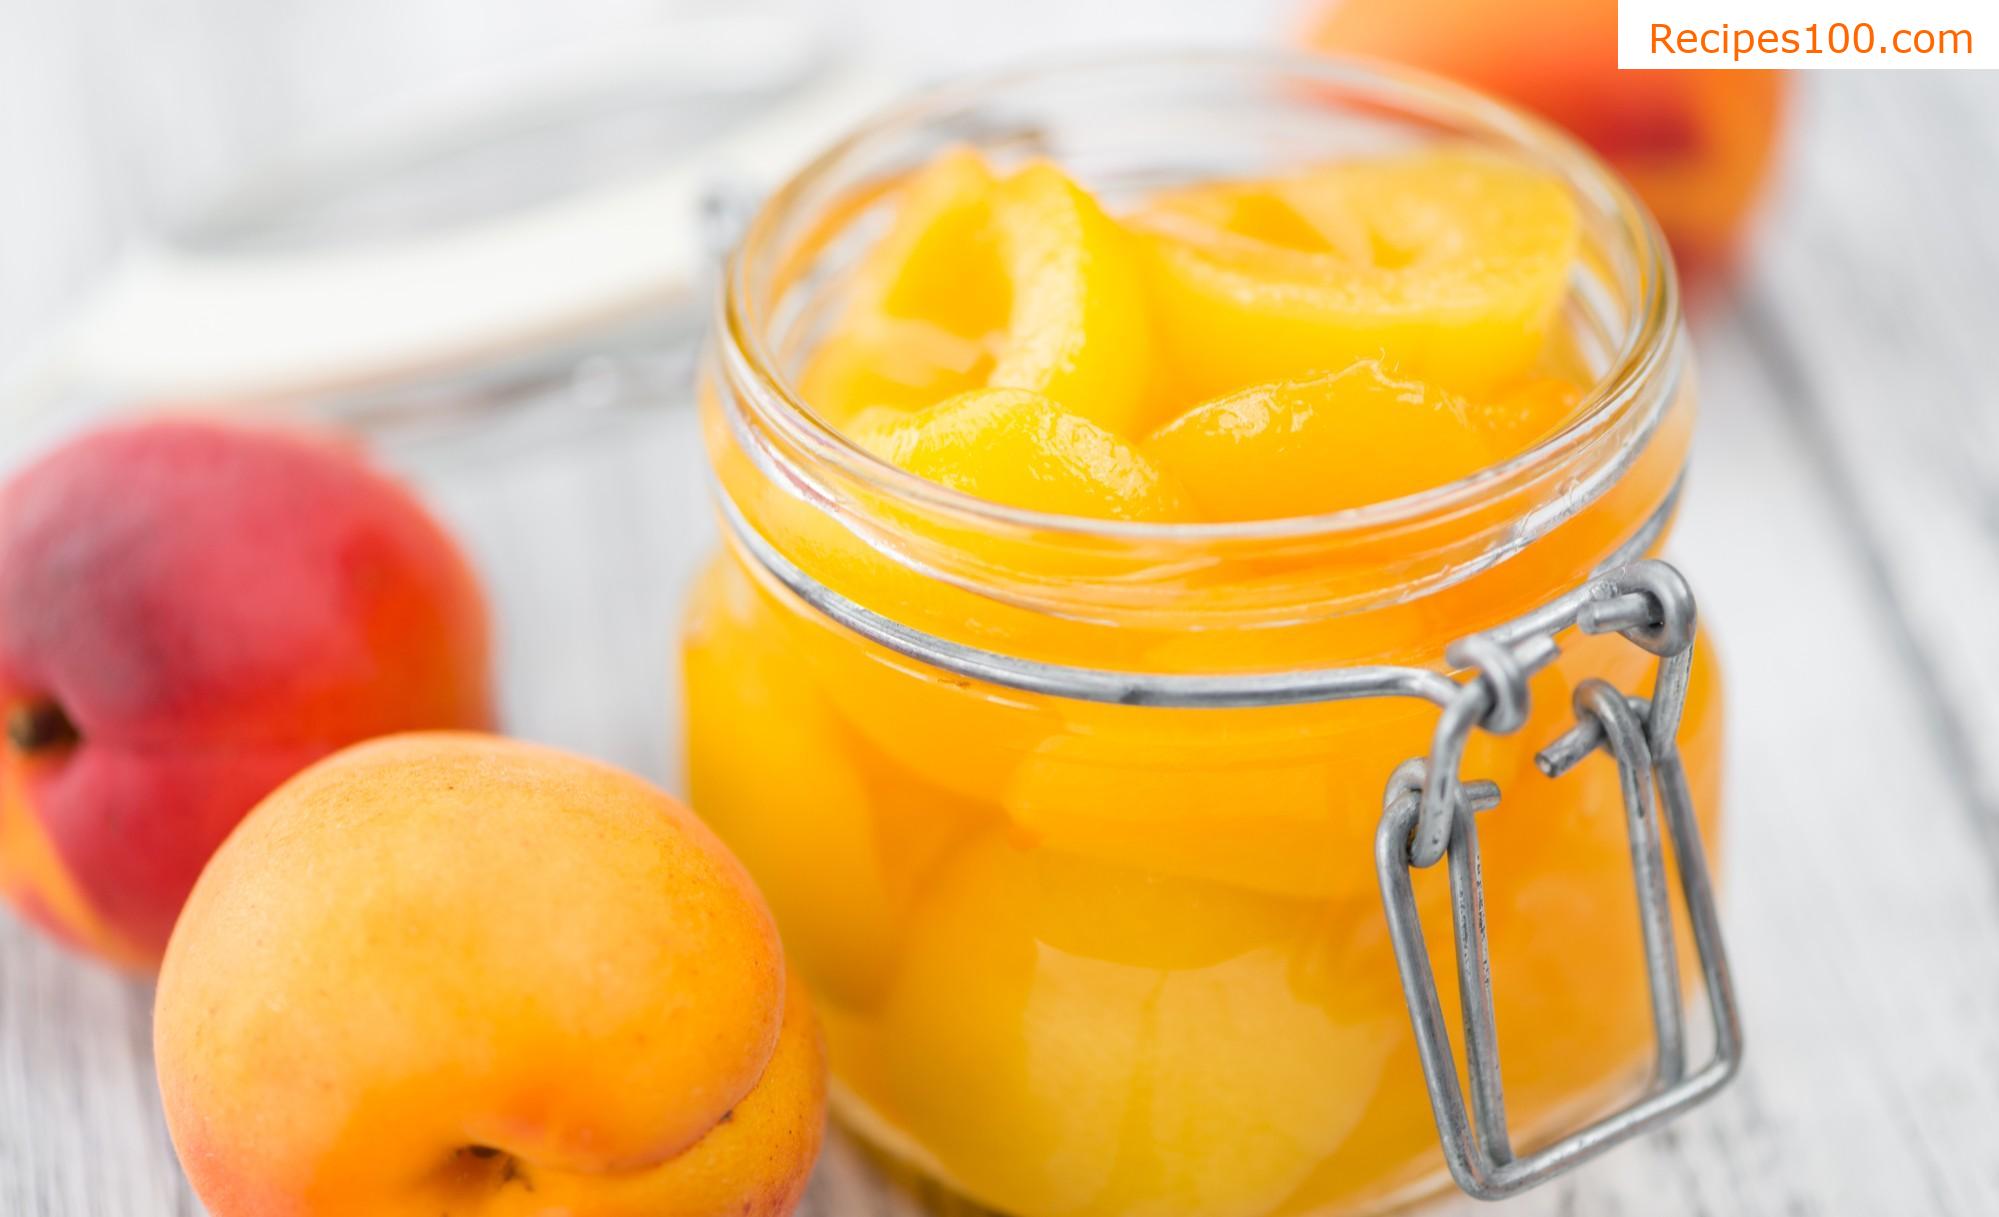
top-left (3, 8), bottom-right (890, 425)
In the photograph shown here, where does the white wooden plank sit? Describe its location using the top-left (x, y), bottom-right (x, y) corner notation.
top-left (1742, 73), bottom-right (1999, 830)
top-left (0, 925), bottom-right (198, 1216)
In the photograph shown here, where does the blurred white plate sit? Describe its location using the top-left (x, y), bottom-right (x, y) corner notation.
top-left (1, 15), bottom-right (891, 428)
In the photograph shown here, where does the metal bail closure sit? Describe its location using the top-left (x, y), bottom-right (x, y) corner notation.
top-left (1374, 559), bottom-right (1743, 1201)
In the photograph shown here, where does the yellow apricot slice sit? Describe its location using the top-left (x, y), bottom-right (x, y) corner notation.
top-left (796, 149), bottom-right (1005, 426)
top-left (983, 162), bottom-right (1154, 434)
top-left (793, 616), bottom-right (1058, 813)
top-left (851, 146), bottom-right (1007, 333)
top-left (857, 388), bottom-right (1189, 521)
top-left (1477, 375), bottom-right (1587, 453)
top-left (1141, 361), bottom-right (1494, 520)
top-left (710, 385), bottom-right (1079, 809)
top-left (1132, 151), bottom-right (1580, 410)
top-left (682, 554), bottom-right (986, 1011)
top-left (798, 316), bottom-right (996, 425)
top-left (798, 153), bottom-right (1153, 435)
top-left (681, 555), bottom-right (896, 1009)
top-left (1005, 699), bottom-right (1437, 901)
top-left (878, 832), bottom-right (1402, 1217)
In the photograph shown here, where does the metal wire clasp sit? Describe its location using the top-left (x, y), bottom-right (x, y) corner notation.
top-left (1375, 559), bottom-right (1742, 1201)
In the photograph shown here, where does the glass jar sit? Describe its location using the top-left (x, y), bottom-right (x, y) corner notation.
top-left (683, 53), bottom-right (1727, 1217)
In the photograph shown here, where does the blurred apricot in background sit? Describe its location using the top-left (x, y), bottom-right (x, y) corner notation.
top-left (1299, 0), bottom-right (1788, 284)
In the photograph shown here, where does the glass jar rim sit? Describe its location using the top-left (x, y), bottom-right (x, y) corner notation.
top-left (719, 47), bottom-right (1680, 545)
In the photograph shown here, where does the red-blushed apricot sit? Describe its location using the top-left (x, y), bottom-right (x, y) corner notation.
top-left (154, 732), bottom-right (824, 1217)
top-left (1299, 0), bottom-right (1787, 282)
top-left (0, 417), bottom-right (492, 968)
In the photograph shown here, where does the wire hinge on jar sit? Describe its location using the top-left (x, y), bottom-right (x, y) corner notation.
top-left (1375, 560), bottom-right (1742, 1201)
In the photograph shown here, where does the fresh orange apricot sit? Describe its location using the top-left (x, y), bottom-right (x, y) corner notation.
top-left (153, 733), bottom-right (823, 1217)
top-left (1130, 152), bottom-right (1579, 410)
top-left (481, 970), bottom-right (822, 1217)
top-left (1299, 0), bottom-right (1786, 282)
top-left (1141, 361), bottom-right (1495, 520)
top-left (857, 387), bottom-right (1189, 521)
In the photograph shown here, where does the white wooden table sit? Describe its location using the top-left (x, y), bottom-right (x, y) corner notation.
top-left (5, 6), bottom-right (1999, 1212)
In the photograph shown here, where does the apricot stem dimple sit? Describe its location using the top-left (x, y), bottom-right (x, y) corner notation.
top-left (451, 1145), bottom-right (532, 1193)
top-left (5, 701), bottom-right (79, 754)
